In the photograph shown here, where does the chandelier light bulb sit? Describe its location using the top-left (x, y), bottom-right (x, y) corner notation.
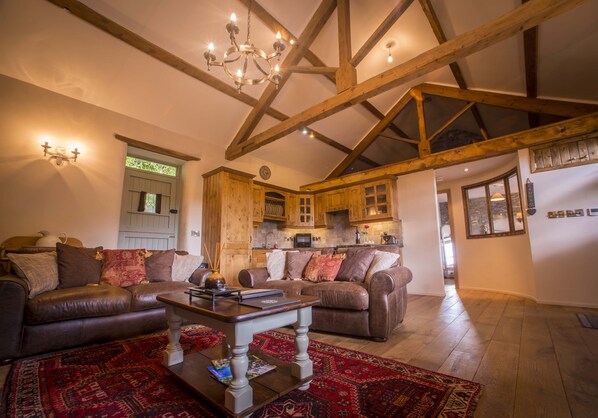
top-left (274, 64), bottom-right (280, 72)
top-left (276, 31), bottom-right (282, 40)
top-left (230, 13), bottom-right (237, 23)
top-left (236, 69), bottom-right (243, 78)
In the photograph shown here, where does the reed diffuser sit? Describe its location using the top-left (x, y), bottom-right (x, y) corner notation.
top-left (203, 242), bottom-right (226, 290)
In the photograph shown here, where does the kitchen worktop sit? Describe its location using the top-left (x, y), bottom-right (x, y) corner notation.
top-left (252, 243), bottom-right (403, 250)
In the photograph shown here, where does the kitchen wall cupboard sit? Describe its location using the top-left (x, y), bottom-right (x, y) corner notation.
top-left (325, 189), bottom-right (348, 212)
top-left (360, 179), bottom-right (398, 221)
top-left (202, 167), bottom-right (253, 286)
top-left (252, 184), bottom-right (264, 224)
top-left (314, 193), bottom-right (329, 228)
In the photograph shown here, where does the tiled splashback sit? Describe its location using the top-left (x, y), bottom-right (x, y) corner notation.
top-left (252, 211), bottom-right (402, 249)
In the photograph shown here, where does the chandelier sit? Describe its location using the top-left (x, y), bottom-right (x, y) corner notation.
top-left (204, 0), bottom-right (285, 92)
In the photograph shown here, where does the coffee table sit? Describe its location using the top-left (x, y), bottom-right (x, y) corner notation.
top-left (157, 292), bottom-right (320, 417)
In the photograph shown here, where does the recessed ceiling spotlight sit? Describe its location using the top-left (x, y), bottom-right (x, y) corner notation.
top-left (464, 168), bottom-right (469, 172)
top-left (301, 127), bottom-right (309, 135)
top-left (309, 132), bottom-right (315, 139)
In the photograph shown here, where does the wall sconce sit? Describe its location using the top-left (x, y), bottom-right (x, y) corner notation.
top-left (42, 141), bottom-right (80, 165)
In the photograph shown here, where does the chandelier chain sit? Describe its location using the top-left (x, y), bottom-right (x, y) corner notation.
top-left (247, 0), bottom-right (252, 43)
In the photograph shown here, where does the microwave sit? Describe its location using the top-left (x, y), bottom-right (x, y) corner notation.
top-left (294, 233), bottom-right (312, 248)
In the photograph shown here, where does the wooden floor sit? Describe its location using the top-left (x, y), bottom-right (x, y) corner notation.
top-left (1, 282), bottom-right (597, 417)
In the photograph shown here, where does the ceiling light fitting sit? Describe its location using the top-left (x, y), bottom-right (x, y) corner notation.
top-left (385, 41), bottom-right (395, 64)
top-left (42, 141), bottom-right (79, 166)
top-left (204, 0), bottom-right (285, 93)
top-left (490, 192), bottom-right (506, 201)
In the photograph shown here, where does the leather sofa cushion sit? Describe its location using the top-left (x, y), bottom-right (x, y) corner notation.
top-left (301, 282), bottom-right (369, 310)
top-left (128, 282), bottom-right (190, 311)
top-left (25, 285), bottom-right (131, 325)
top-left (258, 280), bottom-right (315, 297)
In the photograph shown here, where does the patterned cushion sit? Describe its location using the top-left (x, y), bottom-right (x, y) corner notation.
top-left (365, 251), bottom-right (401, 285)
top-left (172, 253), bottom-right (203, 281)
top-left (145, 249), bottom-right (175, 282)
top-left (335, 248), bottom-right (376, 283)
top-left (286, 251), bottom-right (320, 280)
top-left (266, 250), bottom-right (286, 281)
top-left (7, 252), bottom-right (59, 298)
top-left (100, 249), bottom-right (147, 287)
top-left (303, 254), bottom-right (346, 283)
top-left (56, 243), bottom-right (103, 288)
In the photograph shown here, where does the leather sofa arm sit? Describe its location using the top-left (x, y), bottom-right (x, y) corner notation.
top-left (238, 268), bottom-right (269, 288)
top-left (368, 266), bottom-right (413, 341)
top-left (0, 275), bottom-right (29, 362)
top-left (189, 268), bottom-right (211, 287)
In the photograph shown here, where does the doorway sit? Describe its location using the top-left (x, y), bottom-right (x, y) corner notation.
top-left (118, 150), bottom-right (181, 250)
top-left (437, 190), bottom-right (457, 286)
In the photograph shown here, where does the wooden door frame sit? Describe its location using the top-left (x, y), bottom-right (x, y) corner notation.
top-left (437, 188), bottom-right (459, 288)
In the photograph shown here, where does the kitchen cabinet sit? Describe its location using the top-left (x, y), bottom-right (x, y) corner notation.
top-left (347, 186), bottom-right (363, 223)
top-left (252, 184), bottom-right (264, 223)
top-left (361, 179), bottom-right (397, 221)
top-left (202, 168), bottom-right (254, 286)
top-left (325, 189), bottom-right (348, 212)
top-left (263, 190), bottom-right (286, 221)
top-left (314, 192), bottom-right (329, 228)
top-left (284, 193), bottom-right (314, 228)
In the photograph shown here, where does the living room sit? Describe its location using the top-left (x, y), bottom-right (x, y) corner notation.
top-left (1, 0), bottom-right (597, 416)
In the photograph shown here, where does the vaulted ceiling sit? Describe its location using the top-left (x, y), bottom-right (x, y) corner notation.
top-left (1, 0), bottom-right (596, 180)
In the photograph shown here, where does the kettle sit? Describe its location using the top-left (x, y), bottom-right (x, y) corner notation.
top-left (36, 230), bottom-right (68, 247)
top-left (382, 232), bottom-right (398, 245)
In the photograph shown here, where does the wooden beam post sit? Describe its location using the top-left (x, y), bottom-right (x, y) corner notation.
top-left (226, 0), bottom-right (585, 160)
top-left (412, 89), bottom-right (431, 157)
top-left (336, 0), bottom-right (357, 93)
top-left (522, 0), bottom-right (540, 128)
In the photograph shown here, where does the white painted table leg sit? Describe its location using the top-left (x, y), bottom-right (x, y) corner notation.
top-left (225, 326), bottom-right (254, 414)
top-left (292, 307), bottom-right (313, 390)
top-left (162, 306), bottom-right (184, 366)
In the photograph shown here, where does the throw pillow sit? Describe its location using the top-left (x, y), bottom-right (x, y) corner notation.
top-left (303, 253), bottom-right (346, 283)
top-left (266, 250), bottom-right (286, 281)
top-left (145, 249), bottom-right (176, 282)
top-left (7, 252), bottom-right (59, 298)
top-left (335, 248), bottom-right (377, 283)
top-left (286, 251), bottom-right (320, 280)
top-left (56, 243), bottom-right (103, 288)
top-left (100, 249), bottom-right (147, 287)
top-left (365, 250), bottom-right (401, 285)
top-left (172, 253), bottom-right (203, 281)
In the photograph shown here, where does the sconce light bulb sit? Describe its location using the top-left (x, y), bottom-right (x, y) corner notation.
top-left (276, 31), bottom-right (282, 40)
top-left (236, 69), bottom-right (243, 78)
top-left (274, 64), bottom-right (280, 72)
top-left (208, 42), bottom-right (215, 51)
top-left (230, 13), bottom-right (237, 23)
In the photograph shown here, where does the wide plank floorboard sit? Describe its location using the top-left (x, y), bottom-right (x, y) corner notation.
top-left (1, 282), bottom-right (597, 417)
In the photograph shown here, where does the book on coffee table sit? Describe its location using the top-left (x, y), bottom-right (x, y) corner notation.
top-left (239, 296), bottom-right (300, 309)
top-left (239, 288), bottom-right (284, 300)
top-left (208, 354), bottom-right (276, 385)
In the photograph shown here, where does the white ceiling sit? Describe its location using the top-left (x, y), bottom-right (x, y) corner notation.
top-left (0, 0), bottom-right (596, 180)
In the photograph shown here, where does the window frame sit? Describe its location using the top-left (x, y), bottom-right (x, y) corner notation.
top-left (462, 168), bottom-right (525, 239)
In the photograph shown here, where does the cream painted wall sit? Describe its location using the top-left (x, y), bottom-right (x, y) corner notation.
top-left (396, 170), bottom-right (445, 296)
top-left (0, 75), bottom-right (319, 253)
top-left (441, 157), bottom-right (536, 299)
top-left (518, 149), bottom-right (598, 308)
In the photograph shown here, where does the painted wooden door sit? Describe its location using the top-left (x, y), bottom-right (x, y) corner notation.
top-left (118, 168), bottom-right (178, 249)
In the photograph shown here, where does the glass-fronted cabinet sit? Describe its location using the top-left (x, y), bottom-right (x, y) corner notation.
top-left (361, 179), bottom-right (396, 221)
top-left (297, 194), bottom-right (314, 227)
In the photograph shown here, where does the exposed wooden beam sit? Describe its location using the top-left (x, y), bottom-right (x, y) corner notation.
top-left (114, 134), bottom-right (200, 161)
top-left (303, 112), bottom-right (598, 192)
top-left (241, 1), bottom-right (412, 143)
top-left (429, 102), bottom-right (476, 143)
top-left (413, 90), bottom-right (431, 156)
top-left (226, 0), bottom-right (584, 160)
top-left (377, 133), bottom-right (420, 144)
top-left (418, 0), bottom-right (489, 140)
top-left (44, 0), bottom-right (292, 122)
top-left (336, 0), bottom-right (356, 93)
top-left (522, 0), bottom-right (540, 128)
top-left (327, 92), bottom-right (413, 178)
top-left (226, 0), bottom-right (336, 152)
top-left (417, 83), bottom-right (598, 117)
top-left (284, 66), bottom-right (338, 74)
top-left (350, 0), bottom-right (414, 67)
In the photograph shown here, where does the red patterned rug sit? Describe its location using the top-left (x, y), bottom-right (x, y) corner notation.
top-left (2, 325), bottom-right (482, 417)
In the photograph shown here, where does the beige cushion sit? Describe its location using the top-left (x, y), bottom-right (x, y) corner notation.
top-left (365, 250), bottom-right (400, 285)
top-left (7, 252), bottom-right (59, 298)
top-left (172, 253), bottom-right (203, 281)
top-left (266, 250), bottom-right (286, 281)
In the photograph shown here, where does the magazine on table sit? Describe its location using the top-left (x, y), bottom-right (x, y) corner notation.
top-left (239, 296), bottom-right (300, 309)
top-left (208, 354), bottom-right (276, 385)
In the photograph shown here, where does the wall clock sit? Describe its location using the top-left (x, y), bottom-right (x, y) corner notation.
top-left (259, 165), bottom-right (271, 180)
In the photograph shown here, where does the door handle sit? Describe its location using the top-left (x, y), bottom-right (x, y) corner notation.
top-left (170, 209), bottom-right (178, 214)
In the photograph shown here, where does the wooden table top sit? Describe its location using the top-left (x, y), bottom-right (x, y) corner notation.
top-left (157, 292), bottom-right (320, 323)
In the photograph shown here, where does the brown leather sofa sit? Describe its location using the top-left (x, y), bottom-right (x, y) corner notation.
top-left (238, 253), bottom-right (413, 342)
top-left (0, 269), bottom-right (210, 363)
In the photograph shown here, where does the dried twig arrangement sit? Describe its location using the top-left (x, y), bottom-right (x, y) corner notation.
top-left (203, 242), bottom-right (222, 270)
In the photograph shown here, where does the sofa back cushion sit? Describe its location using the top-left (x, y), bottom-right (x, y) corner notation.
top-left (56, 243), bottom-right (103, 288)
top-left (335, 248), bottom-right (376, 283)
top-left (145, 249), bottom-right (175, 282)
top-left (7, 252), bottom-right (59, 298)
top-left (286, 251), bottom-right (320, 280)
top-left (266, 250), bottom-right (286, 281)
top-left (100, 249), bottom-right (147, 287)
top-left (365, 250), bottom-right (401, 284)
top-left (303, 254), bottom-right (346, 283)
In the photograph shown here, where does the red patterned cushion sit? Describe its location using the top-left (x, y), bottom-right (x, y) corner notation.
top-left (303, 254), bottom-right (346, 283)
top-left (100, 249), bottom-right (147, 287)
